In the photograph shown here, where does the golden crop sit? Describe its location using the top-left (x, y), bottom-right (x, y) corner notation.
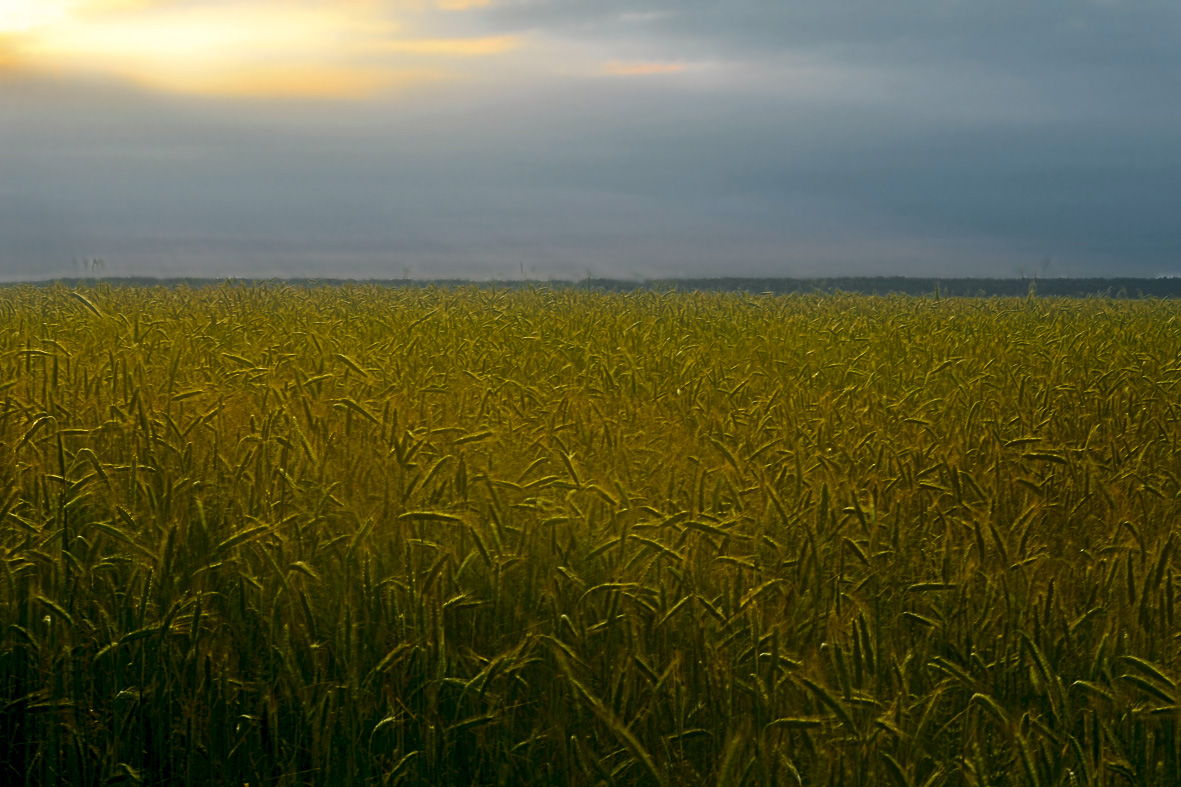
top-left (1, 283), bottom-right (1179, 785)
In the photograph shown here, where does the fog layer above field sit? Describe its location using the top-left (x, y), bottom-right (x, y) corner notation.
top-left (2, 1), bottom-right (1180, 280)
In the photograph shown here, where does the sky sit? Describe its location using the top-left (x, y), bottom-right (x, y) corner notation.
top-left (2, 0), bottom-right (1179, 281)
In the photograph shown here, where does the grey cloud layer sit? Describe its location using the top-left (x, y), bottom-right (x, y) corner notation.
top-left (1, 1), bottom-right (1178, 279)
top-left (489, 1), bottom-right (1181, 68)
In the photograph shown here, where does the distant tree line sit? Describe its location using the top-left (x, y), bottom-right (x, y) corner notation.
top-left (10, 276), bottom-right (1181, 298)
top-left (616, 276), bottom-right (1181, 298)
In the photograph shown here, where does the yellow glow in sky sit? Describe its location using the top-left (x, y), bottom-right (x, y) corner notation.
top-left (0, 0), bottom-right (76, 33)
top-left (386, 35), bottom-right (519, 57)
top-left (1, 0), bottom-right (521, 98)
top-left (436, 0), bottom-right (494, 9)
top-left (602, 61), bottom-right (687, 77)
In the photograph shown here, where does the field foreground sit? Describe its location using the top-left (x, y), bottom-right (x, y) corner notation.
top-left (2, 284), bottom-right (1181, 785)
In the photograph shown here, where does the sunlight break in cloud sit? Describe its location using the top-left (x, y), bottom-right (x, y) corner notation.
top-left (0, 0), bottom-right (75, 33)
top-left (385, 35), bottom-right (519, 57)
top-left (2, 0), bottom-right (521, 98)
top-left (601, 60), bottom-right (687, 76)
top-left (436, 0), bottom-right (495, 9)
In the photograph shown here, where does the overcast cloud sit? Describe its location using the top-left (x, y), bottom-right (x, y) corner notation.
top-left (1, 0), bottom-right (1179, 280)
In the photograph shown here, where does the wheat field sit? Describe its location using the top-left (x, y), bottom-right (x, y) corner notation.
top-left (1, 283), bottom-right (1180, 785)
